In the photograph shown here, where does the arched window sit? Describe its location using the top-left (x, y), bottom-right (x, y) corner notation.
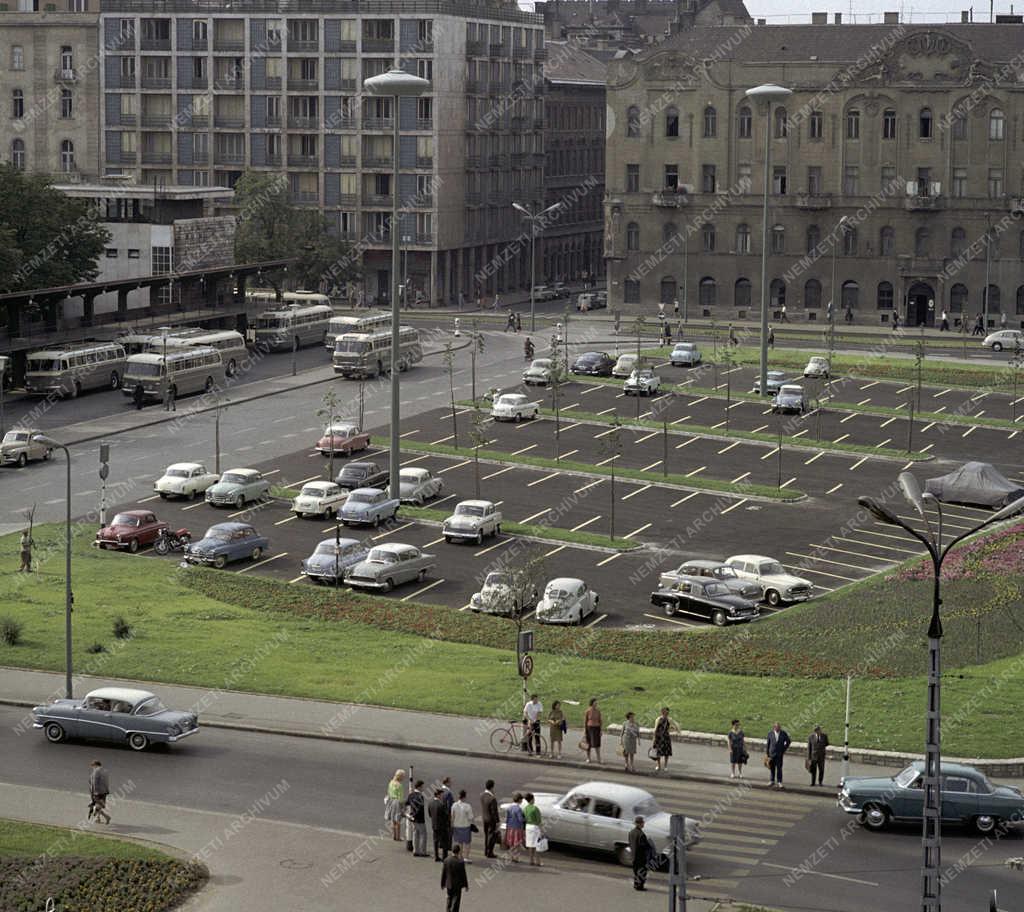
top-left (735, 223), bottom-right (751, 254)
top-left (842, 226), bottom-right (858, 256)
top-left (737, 106), bottom-right (752, 139)
top-left (951, 112), bottom-right (968, 140)
top-left (699, 277), bottom-right (717, 308)
top-left (660, 276), bottom-right (677, 304)
top-left (60, 139), bottom-right (75, 172)
top-left (880, 226), bottom-right (895, 256)
top-left (806, 225), bottom-right (820, 255)
top-left (626, 106), bottom-right (640, 138)
top-left (12, 88), bottom-right (24, 119)
top-left (804, 279), bottom-right (822, 309)
top-left (662, 222), bottom-right (677, 245)
top-left (623, 278), bottom-right (640, 303)
top-left (985, 284), bottom-right (1001, 313)
top-left (1017, 286), bottom-right (1024, 315)
top-left (845, 109), bottom-right (860, 140)
top-left (882, 108), bottom-right (897, 140)
top-left (770, 278), bottom-right (786, 308)
top-left (841, 280), bottom-right (859, 310)
top-left (990, 108), bottom-right (1005, 141)
top-left (10, 138), bottom-right (25, 170)
top-left (914, 227), bottom-right (930, 257)
top-left (951, 227), bottom-right (967, 257)
top-left (626, 221), bottom-right (639, 251)
top-left (771, 224), bottom-right (785, 254)
top-left (734, 278), bottom-right (751, 308)
top-left (876, 281), bottom-right (894, 310)
top-left (774, 107), bottom-right (788, 139)
top-left (919, 107), bottom-right (933, 138)
top-left (950, 283), bottom-right (968, 314)
top-left (665, 105), bottom-right (679, 138)
top-left (702, 223), bottom-right (716, 253)
top-left (703, 105), bottom-right (717, 138)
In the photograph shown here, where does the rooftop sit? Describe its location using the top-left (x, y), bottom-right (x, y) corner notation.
top-left (544, 39), bottom-right (607, 85)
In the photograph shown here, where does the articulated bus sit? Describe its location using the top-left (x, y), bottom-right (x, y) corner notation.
top-left (118, 328), bottom-right (247, 376)
top-left (324, 311), bottom-right (391, 350)
top-left (24, 342), bottom-right (128, 398)
top-left (332, 327), bottom-right (422, 378)
top-left (121, 346), bottom-right (224, 401)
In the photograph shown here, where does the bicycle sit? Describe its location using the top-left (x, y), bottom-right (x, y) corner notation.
top-left (490, 720), bottom-right (548, 755)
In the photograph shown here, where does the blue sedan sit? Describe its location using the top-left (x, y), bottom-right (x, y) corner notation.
top-left (183, 522), bottom-right (269, 569)
top-left (301, 537), bottom-right (369, 584)
top-left (339, 487), bottom-right (400, 527)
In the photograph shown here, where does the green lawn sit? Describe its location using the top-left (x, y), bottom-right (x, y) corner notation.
top-left (0, 820), bottom-right (170, 861)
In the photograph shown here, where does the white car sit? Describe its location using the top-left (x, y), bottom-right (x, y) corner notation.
top-left (611, 353), bottom-right (639, 379)
top-left (724, 554), bottom-right (814, 607)
top-left (443, 500), bottom-right (502, 544)
top-left (396, 467), bottom-right (443, 505)
top-left (803, 356), bottom-right (831, 379)
top-left (470, 571), bottom-right (538, 617)
top-left (982, 329), bottom-right (1024, 352)
top-left (292, 481), bottom-right (348, 519)
top-left (154, 462), bottom-right (220, 500)
top-left (522, 358), bottom-right (559, 386)
top-left (623, 368), bottom-right (661, 396)
top-left (535, 577), bottom-right (599, 625)
top-left (670, 342), bottom-right (702, 367)
top-left (491, 393), bottom-right (539, 422)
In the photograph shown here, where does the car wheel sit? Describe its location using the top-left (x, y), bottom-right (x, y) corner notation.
top-left (110, 371), bottom-right (120, 390)
top-left (44, 722), bottom-right (65, 743)
top-left (417, 568), bottom-right (427, 582)
top-left (494, 524), bottom-right (501, 536)
top-left (189, 488), bottom-right (198, 500)
top-left (213, 555), bottom-right (227, 569)
top-left (227, 358), bottom-right (237, 377)
top-left (251, 547), bottom-right (263, 561)
top-left (993, 341), bottom-right (1003, 352)
top-left (43, 449), bottom-right (52, 461)
top-left (158, 492), bottom-right (169, 500)
top-left (382, 577), bottom-right (394, 593)
top-left (322, 507), bottom-right (333, 520)
top-left (861, 803), bottom-right (890, 831)
top-left (514, 412), bottom-right (522, 422)
top-left (766, 589), bottom-right (783, 607)
top-left (662, 602), bottom-right (676, 618)
top-left (615, 843), bottom-right (633, 867)
top-left (712, 609), bottom-right (727, 627)
top-left (414, 495), bottom-right (424, 507)
top-left (235, 495), bottom-right (245, 510)
top-left (475, 530), bottom-right (483, 545)
top-left (17, 453), bottom-right (27, 468)
top-left (444, 536), bottom-right (453, 544)
top-left (128, 538), bottom-right (140, 554)
top-left (372, 514), bottom-right (380, 528)
top-left (128, 732), bottom-right (149, 751)
top-left (974, 814), bottom-right (1000, 835)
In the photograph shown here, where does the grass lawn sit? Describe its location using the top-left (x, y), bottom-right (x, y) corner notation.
top-left (0, 819), bottom-right (169, 861)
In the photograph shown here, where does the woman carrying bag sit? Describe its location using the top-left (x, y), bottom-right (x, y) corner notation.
top-left (547, 700), bottom-right (566, 759)
top-left (728, 719), bottom-right (748, 780)
top-left (651, 707), bottom-right (680, 772)
top-left (620, 711), bottom-right (640, 773)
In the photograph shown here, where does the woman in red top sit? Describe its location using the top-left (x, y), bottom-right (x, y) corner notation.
top-left (584, 698), bottom-right (603, 764)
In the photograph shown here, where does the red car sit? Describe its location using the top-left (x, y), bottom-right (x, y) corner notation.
top-left (94, 510), bottom-right (168, 553)
top-left (316, 422), bottom-right (370, 456)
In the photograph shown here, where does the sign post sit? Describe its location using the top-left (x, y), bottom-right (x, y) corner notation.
top-left (668, 814), bottom-right (687, 911)
top-left (0, 354), bottom-right (7, 437)
top-left (98, 444), bottom-right (110, 528)
top-left (517, 629), bottom-right (534, 708)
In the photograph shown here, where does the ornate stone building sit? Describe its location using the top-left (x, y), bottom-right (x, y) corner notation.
top-left (605, 20), bottom-right (1024, 328)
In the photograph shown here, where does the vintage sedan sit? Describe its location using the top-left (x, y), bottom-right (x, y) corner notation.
top-left (183, 522), bottom-right (269, 568)
top-left (292, 481), bottom-right (348, 519)
top-left (670, 342), bottom-right (702, 367)
top-left (154, 462), bottom-right (220, 500)
top-left (523, 358), bottom-right (558, 386)
top-left (396, 467), bottom-right (443, 505)
top-left (725, 554), bottom-right (813, 606)
top-left (94, 510), bottom-right (168, 553)
top-left (751, 370), bottom-right (788, 395)
top-left (346, 542), bottom-right (435, 592)
top-left (982, 329), bottom-right (1024, 352)
top-left (301, 537), bottom-right (369, 584)
top-left (205, 468), bottom-right (271, 508)
top-left (470, 571), bottom-right (538, 617)
top-left (0, 429), bottom-right (51, 467)
top-left (531, 284), bottom-right (560, 302)
top-left (536, 577), bottom-right (599, 625)
top-left (339, 487), bottom-right (399, 527)
top-left (571, 351), bottom-right (615, 377)
top-left (623, 368), bottom-right (661, 396)
top-left (336, 460), bottom-right (388, 492)
top-left (651, 578), bottom-right (760, 626)
top-left (659, 560), bottom-right (762, 600)
top-left (316, 422), bottom-right (370, 456)
top-left (491, 393), bottom-right (539, 422)
top-left (443, 500), bottom-right (502, 544)
top-left (611, 353), bottom-right (639, 379)
top-left (838, 761), bottom-right (1024, 834)
top-left (32, 686), bottom-right (199, 751)
top-left (772, 384), bottom-right (808, 415)
top-left (499, 782), bottom-right (700, 866)
top-left (803, 356), bottom-right (831, 379)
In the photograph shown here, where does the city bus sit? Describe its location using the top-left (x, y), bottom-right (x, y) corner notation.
top-left (249, 291), bottom-right (334, 352)
top-left (24, 341), bottom-right (128, 398)
top-left (121, 346), bottom-right (224, 401)
top-left (332, 327), bottom-right (422, 378)
top-left (158, 328), bottom-right (248, 376)
top-left (324, 311), bottom-right (391, 350)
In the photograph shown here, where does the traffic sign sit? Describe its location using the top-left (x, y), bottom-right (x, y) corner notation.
top-left (518, 654), bottom-right (534, 678)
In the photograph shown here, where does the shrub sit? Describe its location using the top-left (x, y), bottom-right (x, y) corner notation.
top-left (0, 617), bottom-right (22, 647)
top-left (85, 643), bottom-right (107, 654)
top-left (111, 616), bottom-right (133, 640)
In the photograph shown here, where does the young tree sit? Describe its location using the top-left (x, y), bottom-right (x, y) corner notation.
top-left (469, 408), bottom-right (489, 499)
top-left (470, 320), bottom-right (485, 406)
top-left (357, 378), bottom-right (366, 431)
top-left (548, 329), bottom-right (564, 461)
top-left (443, 341), bottom-right (459, 447)
top-left (600, 417), bottom-right (623, 541)
top-left (914, 330), bottom-right (926, 410)
top-left (317, 387), bottom-right (342, 483)
top-left (631, 315), bottom-right (645, 419)
top-left (1012, 340), bottom-right (1023, 422)
top-left (722, 343), bottom-right (734, 432)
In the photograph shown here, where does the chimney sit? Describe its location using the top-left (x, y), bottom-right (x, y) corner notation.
top-left (811, 11), bottom-right (827, 23)
top-left (883, 10), bottom-right (899, 22)
top-left (961, 8), bottom-right (970, 19)
top-left (834, 12), bottom-right (842, 23)
top-left (757, 17), bottom-right (766, 23)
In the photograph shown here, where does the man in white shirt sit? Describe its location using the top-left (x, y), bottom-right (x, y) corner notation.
top-left (522, 694), bottom-right (543, 755)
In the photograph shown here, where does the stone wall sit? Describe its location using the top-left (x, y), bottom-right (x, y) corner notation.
top-left (173, 217), bottom-right (236, 273)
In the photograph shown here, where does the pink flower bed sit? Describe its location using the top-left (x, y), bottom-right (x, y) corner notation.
top-left (896, 522), bottom-right (1024, 581)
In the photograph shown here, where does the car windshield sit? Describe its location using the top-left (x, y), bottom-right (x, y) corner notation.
top-left (366, 548), bottom-right (398, 563)
top-left (343, 467), bottom-right (368, 477)
top-left (348, 492), bottom-right (375, 504)
top-left (165, 468), bottom-right (191, 478)
top-left (713, 566), bottom-right (738, 579)
top-left (455, 504), bottom-right (485, 517)
top-left (134, 697), bottom-right (167, 715)
top-left (760, 561), bottom-right (786, 576)
top-left (220, 473), bottom-right (251, 484)
top-left (110, 514), bottom-right (141, 527)
top-left (256, 316), bottom-right (286, 329)
top-left (530, 360), bottom-right (551, 370)
top-left (335, 339), bottom-right (369, 353)
top-left (203, 526), bottom-right (232, 541)
top-left (27, 358), bottom-right (63, 373)
top-left (484, 572), bottom-right (510, 588)
top-left (326, 426), bottom-right (355, 436)
top-left (703, 582), bottom-right (728, 597)
top-left (497, 396), bottom-right (523, 405)
top-left (301, 485), bottom-right (335, 497)
top-left (633, 797), bottom-right (661, 817)
top-left (545, 586), bottom-right (571, 600)
top-left (895, 766), bottom-right (922, 788)
top-left (400, 470), bottom-right (425, 483)
top-left (3, 432), bottom-right (29, 443)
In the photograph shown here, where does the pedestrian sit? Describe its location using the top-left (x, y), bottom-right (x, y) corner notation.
top-left (89, 760), bottom-right (110, 824)
top-left (767, 326), bottom-right (775, 349)
top-left (940, 310), bottom-right (949, 332)
top-left (728, 719), bottom-right (748, 779)
top-left (546, 699), bottom-right (565, 759)
top-left (522, 792), bottom-right (544, 867)
top-left (652, 706), bottom-right (679, 772)
top-left (807, 724), bottom-right (829, 787)
top-left (522, 693), bottom-right (543, 755)
top-left (480, 779), bottom-right (499, 859)
top-left (673, 298), bottom-right (680, 318)
top-left (780, 304), bottom-right (788, 323)
top-left (620, 711), bottom-right (640, 773)
top-left (132, 383), bottom-right (145, 410)
top-left (475, 293), bottom-right (482, 311)
top-left (584, 698), bottom-right (603, 764)
top-left (973, 314), bottom-right (985, 336)
top-left (728, 323), bottom-right (738, 346)
top-left (493, 293), bottom-right (501, 311)
top-left (458, 291), bottom-right (465, 311)
top-left (428, 788), bottom-right (451, 862)
top-left (515, 312), bottom-right (522, 333)
top-left (506, 312), bottom-right (515, 332)
top-left (893, 311), bottom-right (901, 332)
top-left (628, 816), bottom-right (652, 891)
top-left (167, 384), bottom-right (176, 412)
top-left (440, 777), bottom-right (455, 814)
top-left (441, 844), bottom-right (469, 912)
top-left (18, 529), bottom-right (33, 573)
top-left (1001, 312), bottom-right (1008, 330)
top-left (406, 779), bottom-right (429, 856)
top-left (384, 769), bottom-right (407, 840)
top-left (504, 793), bottom-right (526, 863)
top-left (845, 305), bottom-right (853, 324)
top-left (450, 790), bottom-right (475, 862)
top-left (662, 321), bottom-right (671, 345)
top-left (765, 722), bottom-right (792, 790)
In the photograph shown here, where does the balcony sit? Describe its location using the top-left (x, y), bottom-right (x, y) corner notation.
top-left (117, 74), bottom-right (136, 89)
top-left (363, 38), bottom-right (394, 52)
top-left (415, 155), bottom-right (433, 168)
top-left (363, 156), bottom-right (392, 168)
top-left (115, 151), bottom-right (137, 164)
top-left (339, 155), bottom-right (356, 167)
top-left (140, 38), bottom-right (171, 51)
top-left (141, 76), bottom-right (171, 89)
top-left (191, 115), bottom-right (209, 127)
top-left (511, 152), bottom-right (527, 165)
top-left (415, 233), bottom-right (433, 244)
top-left (362, 117), bottom-right (393, 130)
top-left (489, 43), bottom-right (506, 56)
top-left (265, 116), bottom-right (282, 128)
top-left (288, 38), bottom-right (319, 52)
top-left (214, 116), bottom-right (245, 129)
top-left (363, 194), bottom-right (393, 207)
top-left (338, 193), bottom-right (357, 205)
top-left (189, 76), bottom-right (209, 89)
top-left (465, 80), bottom-right (483, 94)
top-left (512, 45), bottom-right (529, 59)
top-left (905, 194), bottom-right (943, 211)
top-left (337, 39), bottom-right (357, 52)
top-left (288, 153), bottom-right (319, 166)
top-left (213, 39), bottom-right (245, 52)
top-left (265, 154), bottom-right (281, 166)
top-left (415, 118), bottom-right (433, 131)
top-left (533, 46), bottom-right (546, 60)
top-left (288, 115), bottom-right (319, 129)
top-left (192, 38), bottom-right (208, 51)
top-left (287, 78), bottom-right (319, 91)
top-left (54, 68), bottom-right (77, 83)
top-left (413, 193), bottom-right (433, 207)
top-left (336, 78), bottom-right (357, 91)
top-left (652, 190), bottom-right (688, 208)
top-left (466, 156), bottom-right (482, 170)
top-left (795, 193), bottom-right (832, 210)
top-left (215, 76), bottom-right (246, 90)
top-left (214, 151), bottom-right (245, 165)
top-left (266, 77), bottom-right (282, 90)
top-left (290, 191), bottom-right (319, 204)
top-left (489, 80), bottom-right (511, 95)
top-left (119, 114), bottom-right (137, 126)
top-left (327, 116), bottom-right (356, 130)
top-left (141, 151), bottom-right (172, 164)
top-left (465, 40), bottom-right (485, 56)
top-left (141, 114), bottom-right (172, 128)
top-left (466, 191), bottom-right (483, 205)
top-left (488, 154), bottom-right (507, 168)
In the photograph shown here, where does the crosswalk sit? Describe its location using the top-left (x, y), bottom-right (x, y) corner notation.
top-left (516, 767), bottom-right (820, 892)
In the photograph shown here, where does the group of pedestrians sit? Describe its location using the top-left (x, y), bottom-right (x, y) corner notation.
top-left (725, 720), bottom-right (830, 788)
top-left (504, 312), bottom-right (523, 333)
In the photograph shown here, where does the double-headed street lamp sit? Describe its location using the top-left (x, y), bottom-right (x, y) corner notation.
top-left (363, 67), bottom-right (431, 504)
top-left (512, 200), bottom-right (564, 333)
top-left (858, 476), bottom-right (1024, 912)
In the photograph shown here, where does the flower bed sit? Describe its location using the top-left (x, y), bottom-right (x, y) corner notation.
top-left (897, 522), bottom-right (1024, 581)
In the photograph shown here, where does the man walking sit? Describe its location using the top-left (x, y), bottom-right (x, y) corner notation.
top-left (973, 313), bottom-right (985, 336)
top-left (807, 724), bottom-right (829, 787)
top-left (18, 529), bottom-right (32, 573)
top-left (780, 304), bottom-right (788, 323)
top-left (441, 844), bottom-right (469, 912)
top-left (132, 383), bottom-right (145, 410)
top-left (428, 788), bottom-right (451, 862)
top-left (940, 309), bottom-right (949, 332)
top-left (628, 816), bottom-right (652, 891)
top-left (523, 693), bottom-right (543, 755)
top-left (406, 779), bottom-right (429, 857)
top-left (89, 760), bottom-right (111, 824)
top-left (480, 779), bottom-right (499, 859)
top-left (765, 722), bottom-right (791, 790)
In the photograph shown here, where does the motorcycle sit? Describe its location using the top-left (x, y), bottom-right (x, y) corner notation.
top-left (153, 527), bottom-right (192, 556)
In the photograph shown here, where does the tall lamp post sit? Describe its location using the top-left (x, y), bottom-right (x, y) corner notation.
top-left (512, 200), bottom-right (564, 333)
top-left (744, 83), bottom-right (792, 399)
top-left (828, 215), bottom-right (849, 400)
top-left (32, 434), bottom-right (74, 699)
top-left (858, 476), bottom-right (1024, 912)
top-left (364, 67), bottom-right (431, 504)
top-left (982, 212), bottom-right (992, 331)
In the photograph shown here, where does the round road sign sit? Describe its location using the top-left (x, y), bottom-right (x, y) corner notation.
top-left (518, 654), bottom-right (534, 678)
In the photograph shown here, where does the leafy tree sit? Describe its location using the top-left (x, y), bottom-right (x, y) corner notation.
top-left (443, 341), bottom-right (458, 447)
top-left (599, 417), bottom-right (623, 541)
top-left (469, 409), bottom-right (489, 499)
top-left (317, 387), bottom-right (343, 483)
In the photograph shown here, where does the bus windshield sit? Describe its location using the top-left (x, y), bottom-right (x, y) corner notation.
top-left (26, 358), bottom-right (63, 373)
top-left (335, 339), bottom-right (370, 354)
top-left (256, 317), bottom-right (286, 329)
top-left (128, 363), bottom-right (162, 378)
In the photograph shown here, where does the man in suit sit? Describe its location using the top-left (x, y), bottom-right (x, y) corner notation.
top-left (406, 779), bottom-right (428, 857)
top-left (628, 816), bottom-right (652, 891)
top-left (441, 844), bottom-right (469, 912)
top-left (428, 788), bottom-right (451, 862)
top-left (807, 725), bottom-right (829, 786)
top-left (480, 779), bottom-right (499, 859)
top-left (765, 722), bottom-right (792, 790)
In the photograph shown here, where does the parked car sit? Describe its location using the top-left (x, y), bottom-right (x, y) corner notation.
top-left (752, 370), bottom-right (788, 395)
top-left (396, 467), bottom-right (443, 505)
top-left (522, 358), bottom-right (562, 386)
top-left (838, 761), bottom-right (1024, 834)
top-left (803, 356), bottom-right (831, 379)
top-left (571, 351), bottom-right (615, 376)
top-left (982, 329), bottom-right (1024, 352)
top-left (624, 368), bottom-right (661, 396)
top-left (339, 487), bottom-right (399, 527)
top-left (670, 342), bottom-right (702, 367)
top-left (32, 686), bottom-right (199, 751)
top-left (491, 392), bottom-right (540, 422)
top-left (498, 782), bottom-right (699, 866)
top-left (594, 290), bottom-right (608, 308)
top-left (0, 429), bottom-right (51, 467)
top-left (772, 384), bottom-right (808, 415)
top-left (183, 522), bottom-right (269, 569)
top-left (724, 554), bottom-right (813, 606)
top-left (532, 285), bottom-right (559, 302)
top-left (443, 500), bottom-right (502, 544)
top-left (612, 353), bottom-right (639, 378)
top-left (552, 282), bottom-right (569, 299)
top-left (346, 542), bottom-right (435, 592)
top-left (205, 468), bottom-right (271, 509)
top-left (292, 481), bottom-right (348, 519)
top-left (316, 422), bottom-right (370, 456)
top-left (650, 578), bottom-right (760, 626)
top-left (94, 510), bottom-right (168, 554)
top-left (576, 293), bottom-right (605, 312)
top-left (659, 560), bottom-right (762, 600)
top-left (301, 537), bottom-right (369, 584)
top-left (470, 571), bottom-right (538, 617)
top-left (536, 577), bottom-right (598, 625)
top-left (336, 460), bottom-right (388, 492)
top-left (154, 462), bottom-right (220, 500)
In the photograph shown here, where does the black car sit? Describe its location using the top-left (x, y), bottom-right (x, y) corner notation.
top-left (571, 351), bottom-right (615, 376)
top-left (650, 577), bottom-right (760, 627)
top-left (336, 460), bottom-right (388, 492)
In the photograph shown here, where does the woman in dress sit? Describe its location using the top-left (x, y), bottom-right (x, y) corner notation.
top-left (384, 769), bottom-right (406, 840)
top-left (728, 719), bottom-right (747, 779)
top-left (504, 792), bottom-right (526, 863)
top-left (547, 700), bottom-right (565, 759)
top-left (584, 698), bottom-right (603, 764)
top-left (450, 789), bottom-right (475, 862)
top-left (620, 711), bottom-right (640, 773)
top-left (652, 707), bottom-right (680, 772)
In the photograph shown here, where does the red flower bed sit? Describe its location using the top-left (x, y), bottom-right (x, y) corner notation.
top-left (896, 522), bottom-right (1024, 582)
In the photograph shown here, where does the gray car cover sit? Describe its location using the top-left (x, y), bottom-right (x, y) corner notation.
top-left (924, 461), bottom-right (1024, 509)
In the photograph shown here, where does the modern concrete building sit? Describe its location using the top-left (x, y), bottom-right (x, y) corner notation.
top-left (604, 17), bottom-right (1024, 328)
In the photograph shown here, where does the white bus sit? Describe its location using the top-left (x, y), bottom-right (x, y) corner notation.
top-left (24, 342), bottom-right (128, 398)
top-left (333, 327), bottom-right (422, 378)
top-left (159, 328), bottom-right (247, 376)
top-left (121, 346), bottom-right (224, 401)
top-left (324, 312), bottom-right (391, 350)
top-left (251, 293), bottom-right (334, 352)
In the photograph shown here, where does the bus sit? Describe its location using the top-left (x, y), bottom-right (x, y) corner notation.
top-left (250, 293), bottom-right (334, 352)
top-left (158, 328), bottom-right (247, 376)
top-left (324, 312), bottom-right (391, 350)
top-left (24, 342), bottom-right (128, 398)
top-left (121, 346), bottom-right (224, 401)
top-left (333, 327), bottom-right (422, 378)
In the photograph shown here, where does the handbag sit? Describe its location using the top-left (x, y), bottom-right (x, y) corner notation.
top-left (763, 754), bottom-right (771, 768)
top-left (740, 750), bottom-right (749, 765)
top-left (647, 745), bottom-right (659, 761)
top-left (560, 719), bottom-right (568, 734)
top-left (470, 823), bottom-right (480, 834)
top-left (804, 757), bottom-right (812, 771)
top-left (578, 737), bottom-right (590, 752)
top-left (536, 836), bottom-right (549, 853)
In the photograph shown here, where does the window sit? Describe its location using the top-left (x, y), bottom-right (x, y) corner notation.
top-left (60, 88), bottom-right (72, 119)
top-left (664, 164), bottom-right (678, 190)
top-left (12, 89), bottom-right (24, 119)
top-left (952, 167), bottom-right (967, 198)
top-left (880, 165), bottom-right (896, 192)
top-left (845, 109), bottom-right (860, 140)
top-left (774, 107), bottom-right (788, 138)
top-left (772, 166), bottom-right (786, 195)
top-left (734, 278), bottom-right (751, 308)
top-left (152, 246), bottom-right (171, 274)
top-left (660, 277), bottom-right (677, 305)
top-left (193, 20), bottom-right (208, 42)
top-left (882, 109), bottom-right (897, 140)
top-left (951, 113), bottom-right (967, 140)
top-left (60, 46), bottom-right (73, 72)
top-left (843, 166), bottom-right (859, 195)
top-left (771, 224), bottom-right (785, 254)
top-left (702, 223), bottom-right (716, 253)
top-left (950, 284), bottom-right (967, 313)
top-left (807, 166), bottom-right (822, 196)
top-left (1020, 230), bottom-right (1024, 259)
top-left (804, 279), bottom-right (822, 309)
top-left (626, 222), bottom-right (639, 251)
top-left (702, 164), bottom-right (716, 193)
top-left (128, 248), bottom-right (140, 259)
top-left (10, 138), bottom-right (25, 170)
top-left (699, 277), bottom-right (717, 308)
top-left (626, 163), bottom-right (639, 193)
top-left (737, 162), bottom-right (751, 188)
top-left (806, 225), bottom-right (820, 255)
top-left (60, 139), bottom-right (75, 172)
top-left (626, 106), bottom-right (640, 138)
top-left (118, 19), bottom-right (134, 43)
top-left (989, 168), bottom-right (1004, 198)
top-left (416, 59), bottom-right (432, 81)
top-left (985, 284), bottom-right (1001, 313)
top-left (990, 108), bottom-right (1005, 141)
top-left (917, 167), bottom-right (931, 196)
top-left (951, 227), bottom-right (967, 257)
top-left (193, 57), bottom-right (207, 80)
top-left (623, 279), bottom-right (640, 304)
top-left (703, 105), bottom-right (716, 138)
top-left (1017, 286), bottom-right (1024, 315)
top-left (665, 106), bottom-right (679, 138)
top-left (842, 280), bottom-right (859, 310)
top-left (877, 282), bottom-right (894, 310)
top-left (11, 46), bottom-right (24, 71)
top-left (988, 232), bottom-right (1001, 260)
top-left (770, 278), bottom-right (785, 308)
top-left (919, 107), bottom-right (933, 138)
top-left (662, 222), bottom-right (677, 245)
top-left (105, 248), bottom-right (118, 259)
top-left (880, 226), bottom-right (895, 256)
top-left (736, 223), bottom-right (751, 254)
top-left (842, 226), bottom-right (858, 256)
top-left (737, 106), bottom-right (751, 139)
top-left (808, 110), bottom-right (823, 140)
top-left (914, 227), bottom-right (930, 257)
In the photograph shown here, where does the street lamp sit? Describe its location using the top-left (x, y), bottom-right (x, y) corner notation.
top-left (363, 67), bottom-right (431, 504)
top-left (32, 434), bottom-right (74, 699)
top-left (828, 215), bottom-right (849, 400)
top-left (983, 212), bottom-right (992, 332)
top-left (858, 477), bottom-right (1024, 912)
top-left (513, 200), bottom-right (564, 333)
top-left (744, 83), bottom-right (792, 399)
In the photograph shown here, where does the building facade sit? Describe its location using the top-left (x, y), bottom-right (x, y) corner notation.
top-left (605, 20), bottom-right (1024, 328)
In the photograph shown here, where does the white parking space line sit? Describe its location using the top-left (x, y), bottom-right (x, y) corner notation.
top-left (840, 413), bottom-right (859, 424)
top-left (730, 472), bottom-right (751, 484)
top-left (718, 441), bottom-right (741, 455)
top-left (579, 386), bottom-right (603, 395)
top-left (933, 388), bottom-right (951, 398)
top-left (236, 553), bottom-right (288, 574)
top-left (786, 551), bottom-right (876, 573)
top-left (710, 421), bottom-right (727, 429)
top-left (595, 455), bottom-right (620, 466)
top-left (622, 484), bottom-right (652, 500)
top-left (895, 385), bottom-right (915, 394)
top-left (833, 434), bottom-right (849, 443)
top-left (685, 466), bottom-right (706, 477)
top-left (560, 423), bottom-right (581, 433)
top-left (624, 523), bottom-right (652, 538)
top-left (482, 466), bottom-right (515, 480)
top-left (856, 398), bottom-right (872, 406)
top-left (974, 410), bottom-right (986, 418)
top-left (859, 381), bottom-right (880, 390)
top-left (791, 430), bottom-right (808, 438)
top-left (433, 494), bottom-right (457, 507)
top-left (875, 438), bottom-right (892, 448)
top-left (526, 472), bottom-right (560, 487)
top-left (459, 603), bottom-right (471, 612)
top-left (879, 416), bottom-right (899, 428)
top-left (826, 483), bottom-right (843, 494)
top-left (644, 612), bottom-right (698, 628)
top-left (803, 451), bottom-right (824, 466)
top-left (288, 575), bottom-right (305, 584)
top-left (690, 396), bottom-right (708, 406)
top-left (811, 543), bottom-right (895, 564)
top-left (849, 456), bottom-right (869, 470)
top-left (856, 528), bottom-right (917, 545)
top-left (671, 491), bottom-right (699, 508)
top-left (752, 424), bottom-right (769, 433)
top-left (962, 426), bottom-right (977, 438)
top-left (431, 435), bottom-right (454, 444)
top-left (475, 539), bottom-right (512, 557)
top-left (785, 564), bottom-right (859, 583)
top-left (401, 455), bottom-right (431, 467)
top-left (569, 516), bottom-right (601, 533)
top-left (372, 522), bottom-right (414, 540)
top-left (671, 415), bottom-right (691, 424)
top-left (521, 508), bottom-right (551, 523)
top-left (760, 447), bottom-right (779, 460)
top-left (424, 537), bottom-right (446, 547)
top-left (634, 431), bottom-right (658, 443)
top-left (675, 437), bottom-right (698, 450)
top-left (228, 502), bottom-right (273, 519)
top-left (307, 452), bottom-right (320, 458)
top-left (641, 460), bottom-right (662, 472)
top-left (402, 579), bottom-right (445, 601)
top-left (511, 444), bottom-right (538, 456)
top-left (595, 553), bottom-right (620, 567)
top-left (182, 502), bottom-right (206, 511)
top-left (920, 443), bottom-right (934, 452)
top-left (138, 494), bottom-right (161, 503)
top-left (400, 429), bottom-right (420, 437)
top-left (597, 407), bottom-right (617, 415)
top-left (560, 449), bottom-right (580, 459)
top-left (594, 427), bottom-right (619, 439)
top-left (779, 477), bottom-right (797, 489)
top-left (720, 499), bottom-right (748, 514)
top-left (544, 545), bottom-right (566, 558)
top-left (615, 393), bottom-right (625, 399)
top-left (274, 516), bottom-right (298, 526)
top-left (726, 401), bottom-right (745, 410)
top-left (574, 479), bottom-right (604, 495)
top-left (438, 460), bottom-right (471, 474)
top-left (836, 536), bottom-right (918, 555)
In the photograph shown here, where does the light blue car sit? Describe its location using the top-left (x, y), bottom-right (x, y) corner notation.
top-left (301, 537), bottom-right (369, 584)
top-left (339, 487), bottom-right (400, 527)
